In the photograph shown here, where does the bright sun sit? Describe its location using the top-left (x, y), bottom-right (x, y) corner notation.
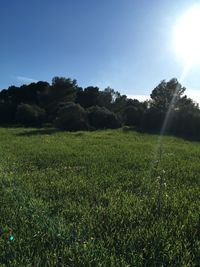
top-left (174, 5), bottom-right (200, 66)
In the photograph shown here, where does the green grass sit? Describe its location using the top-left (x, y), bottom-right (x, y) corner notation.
top-left (0, 127), bottom-right (200, 266)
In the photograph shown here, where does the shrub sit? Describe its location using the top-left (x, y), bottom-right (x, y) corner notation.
top-left (0, 103), bottom-right (16, 124)
top-left (140, 108), bottom-right (165, 132)
top-left (123, 106), bottom-right (143, 126)
top-left (87, 106), bottom-right (121, 129)
top-left (171, 110), bottom-right (200, 139)
top-left (55, 102), bottom-right (88, 131)
top-left (16, 104), bottom-right (46, 126)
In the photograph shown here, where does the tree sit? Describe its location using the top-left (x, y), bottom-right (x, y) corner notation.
top-left (87, 106), bottom-right (121, 129)
top-left (50, 76), bottom-right (78, 103)
top-left (150, 78), bottom-right (186, 112)
top-left (123, 106), bottom-right (141, 126)
top-left (98, 90), bottom-right (112, 109)
top-left (97, 87), bottom-right (121, 109)
top-left (0, 103), bottom-right (16, 124)
top-left (45, 77), bottom-right (78, 121)
top-left (122, 99), bottom-right (147, 126)
top-left (104, 87), bottom-right (120, 103)
top-left (76, 86), bottom-right (100, 108)
top-left (55, 102), bottom-right (88, 131)
top-left (177, 95), bottom-right (199, 112)
top-left (0, 82), bottom-right (50, 107)
top-left (142, 78), bottom-right (200, 136)
top-left (111, 95), bottom-right (127, 114)
top-left (16, 104), bottom-right (46, 126)
top-left (0, 89), bottom-right (9, 103)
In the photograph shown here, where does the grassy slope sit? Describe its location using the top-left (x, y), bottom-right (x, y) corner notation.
top-left (0, 127), bottom-right (200, 266)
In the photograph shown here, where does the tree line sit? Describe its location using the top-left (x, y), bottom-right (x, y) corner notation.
top-left (0, 76), bottom-right (200, 139)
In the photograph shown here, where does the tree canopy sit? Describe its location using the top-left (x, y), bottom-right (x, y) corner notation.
top-left (0, 76), bottom-right (199, 139)
top-left (150, 78), bottom-right (186, 112)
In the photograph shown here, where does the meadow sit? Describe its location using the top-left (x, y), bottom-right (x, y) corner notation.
top-left (0, 127), bottom-right (200, 266)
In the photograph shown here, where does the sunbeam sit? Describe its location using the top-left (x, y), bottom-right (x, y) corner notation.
top-left (150, 64), bottom-right (190, 175)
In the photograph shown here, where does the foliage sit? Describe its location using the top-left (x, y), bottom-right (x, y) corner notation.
top-left (0, 103), bottom-right (16, 124)
top-left (141, 107), bottom-right (165, 131)
top-left (15, 104), bottom-right (46, 126)
top-left (0, 76), bottom-right (200, 138)
top-left (123, 99), bottom-right (146, 126)
top-left (171, 110), bottom-right (200, 138)
top-left (45, 77), bottom-right (78, 121)
top-left (50, 76), bottom-right (78, 102)
top-left (55, 102), bottom-right (89, 131)
top-left (0, 127), bottom-right (200, 265)
top-left (87, 106), bottom-right (121, 129)
top-left (76, 86), bottom-right (100, 108)
top-left (3, 82), bottom-right (50, 106)
top-left (141, 78), bottom-right (200, 137)
top-left (150, 78), bottom-right (186, 112)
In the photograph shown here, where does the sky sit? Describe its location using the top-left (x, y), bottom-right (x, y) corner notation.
top-left (1, 0), bottom-right (200, 102)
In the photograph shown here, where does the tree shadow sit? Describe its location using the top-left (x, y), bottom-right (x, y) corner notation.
top-left (16, 128), bottom-right (59, 137)
top-left (123, 126), bottom-right (200, 142)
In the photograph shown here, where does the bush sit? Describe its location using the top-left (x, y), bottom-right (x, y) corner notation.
top-left (87, 106), bottom-right (121, 129)
top-left (16, 104), bottom-right (46, 126)
top-left (0, 103), bottom-right (16, 124)
top-left (55, 102), bottom-right (89, 131)
top-left (140, 108), bottom-right (165, 132)
top-left (123, 106), bottom-right (143, 126)
top-left (171, 111), bottom-right (200, 139)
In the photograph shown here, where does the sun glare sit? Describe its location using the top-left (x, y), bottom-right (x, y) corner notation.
top-left (174, 5), bottom-right (200, 66)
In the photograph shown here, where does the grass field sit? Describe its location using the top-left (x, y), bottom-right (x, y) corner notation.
top-left (0, 127), bottom-right (200, 266)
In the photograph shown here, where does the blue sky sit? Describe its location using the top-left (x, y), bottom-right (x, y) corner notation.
top-left (1, 0), bottom-right (200, 101)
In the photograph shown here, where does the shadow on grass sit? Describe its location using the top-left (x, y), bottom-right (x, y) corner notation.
top-left (5, 123), bottom-right (200, 141)
top-left (123, 126), bottom-right (200, 142)
top-left (15, 127), bottom-right (86, 137)
top-left (16, 128), bottom-right (59, 137)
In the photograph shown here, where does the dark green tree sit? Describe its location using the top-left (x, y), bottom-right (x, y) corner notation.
top-left (45, 77), bottom-right (78, 121)
top-left (50, 76), bottom-right (78, 102)
top-left (150, 78), bottom-right (186, 112)
top-left (55, 102), bottom-right (88, 131)
top-left (76, 86), bottom-right (99, 108)
top-left (87, 106), bottom-right (121, 129)
top-left (16, 104), bottom-right (46, 126)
